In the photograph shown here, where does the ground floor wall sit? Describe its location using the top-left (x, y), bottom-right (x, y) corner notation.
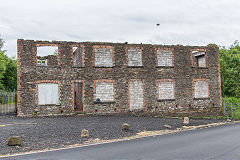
top-left (17, 77), bottom-right (222, 117)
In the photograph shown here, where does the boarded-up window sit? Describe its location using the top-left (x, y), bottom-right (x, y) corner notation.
top-left (129, 80), bottom-right (144, 111)
top-left (192, 51), bottom-right (206, 68)
top-left (197, 55), bottom-right (206, 67)
top-left (194, 80), bottom-right (209, 98)
top-left (158, 81), bottom-right (174, 100)
top-left (94, 47), bottom-right (113, 67)
top-left (73, 47), bottom-right (83, 67)
top-left (157, 49), bottom-right (173, 67)
top-left (38, 83), bottom-right (59, 105)
top-left (95, 81), bottom-right (114, 102)
top-left (127, 48), bottom-right (142, 66)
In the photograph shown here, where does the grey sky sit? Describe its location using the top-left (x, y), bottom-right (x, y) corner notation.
top-left (1, 0), bottom-right (240, 57)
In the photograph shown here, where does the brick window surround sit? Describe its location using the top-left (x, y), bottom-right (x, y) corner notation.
top-left (191, 49), bottom-right (208, 68)
top-left (35, 43), bottom-right (59, 66)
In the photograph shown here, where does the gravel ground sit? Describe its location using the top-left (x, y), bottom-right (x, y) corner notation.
top-left (0, 115), bottom-right (225, 155)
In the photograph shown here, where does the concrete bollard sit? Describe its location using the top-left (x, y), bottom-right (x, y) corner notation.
top-left (122, 123), bottom-right (130, 131)
top-left (183, 117), bottom-right (189, 124)
top-left (81, 129), bottom-right (89, 138)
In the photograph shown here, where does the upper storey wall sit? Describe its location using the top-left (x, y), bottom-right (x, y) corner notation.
top-left (17, 39), bottom-right (220, 70)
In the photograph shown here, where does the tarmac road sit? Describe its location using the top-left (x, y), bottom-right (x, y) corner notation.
top-left (2, 123), bottom-right (240, 160)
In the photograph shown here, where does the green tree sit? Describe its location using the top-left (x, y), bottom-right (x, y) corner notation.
top-left (2, 58), bottom-right (17, 91)
top-left (220, 41), bottom-right (240, 98)
top-left (230, 40), bottom-right (240, 51)
top-left (0, 35), bottom-right (17, 91)
top-left (53, 49), bottom-right (58, 56)
top-left (0, 51), bottom-right (8, 90)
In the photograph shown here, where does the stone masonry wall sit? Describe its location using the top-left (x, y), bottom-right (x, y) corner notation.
top-left (17, 39), bottom-right (222, 117)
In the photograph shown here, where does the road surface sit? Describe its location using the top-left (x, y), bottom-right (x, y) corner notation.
top-left (2, 123), bottom-right (240, 160)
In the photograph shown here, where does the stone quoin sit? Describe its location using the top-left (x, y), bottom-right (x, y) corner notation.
top-left (17, 39), bottom-right (222, 117)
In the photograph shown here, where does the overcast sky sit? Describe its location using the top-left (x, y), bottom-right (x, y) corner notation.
top-left (1, 0), bottom-right (240, 57)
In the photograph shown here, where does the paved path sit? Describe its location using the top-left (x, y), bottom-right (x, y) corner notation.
top-left (2, 123), bottom-right (240, 160)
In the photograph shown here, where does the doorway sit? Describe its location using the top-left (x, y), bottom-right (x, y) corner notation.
top-left (129, 80), bottom-right (144, 111)
top-left (74, 82), bottom-right (83, 111)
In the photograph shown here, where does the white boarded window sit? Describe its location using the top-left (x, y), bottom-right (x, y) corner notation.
top-left (129, 80), bottom-right (144, 111)
top-left (158, 81), bottom-right (174, 100)
top-left (94, 47), bottom-right (113, 67)
top-left (194, 80), bottom-right (209, 98)
top-left (38, 83), bottom-right (59, 105)
top-left (157, 49), bottom-right (173, 67)
top-left (95, 82), bottom-right (114, 102)
top-left (197, 56), bottom-right (206, 67)
top-left (127, 48), bottom-right (142, 66)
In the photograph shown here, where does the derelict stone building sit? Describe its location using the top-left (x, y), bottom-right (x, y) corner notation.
top-left (17, 39), bottom-right (222, 117)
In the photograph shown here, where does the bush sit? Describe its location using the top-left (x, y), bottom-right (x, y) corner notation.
top-left (222, 97), bottom-right (240, 104)
top-left (222, 97), bottom-right (240, 119)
